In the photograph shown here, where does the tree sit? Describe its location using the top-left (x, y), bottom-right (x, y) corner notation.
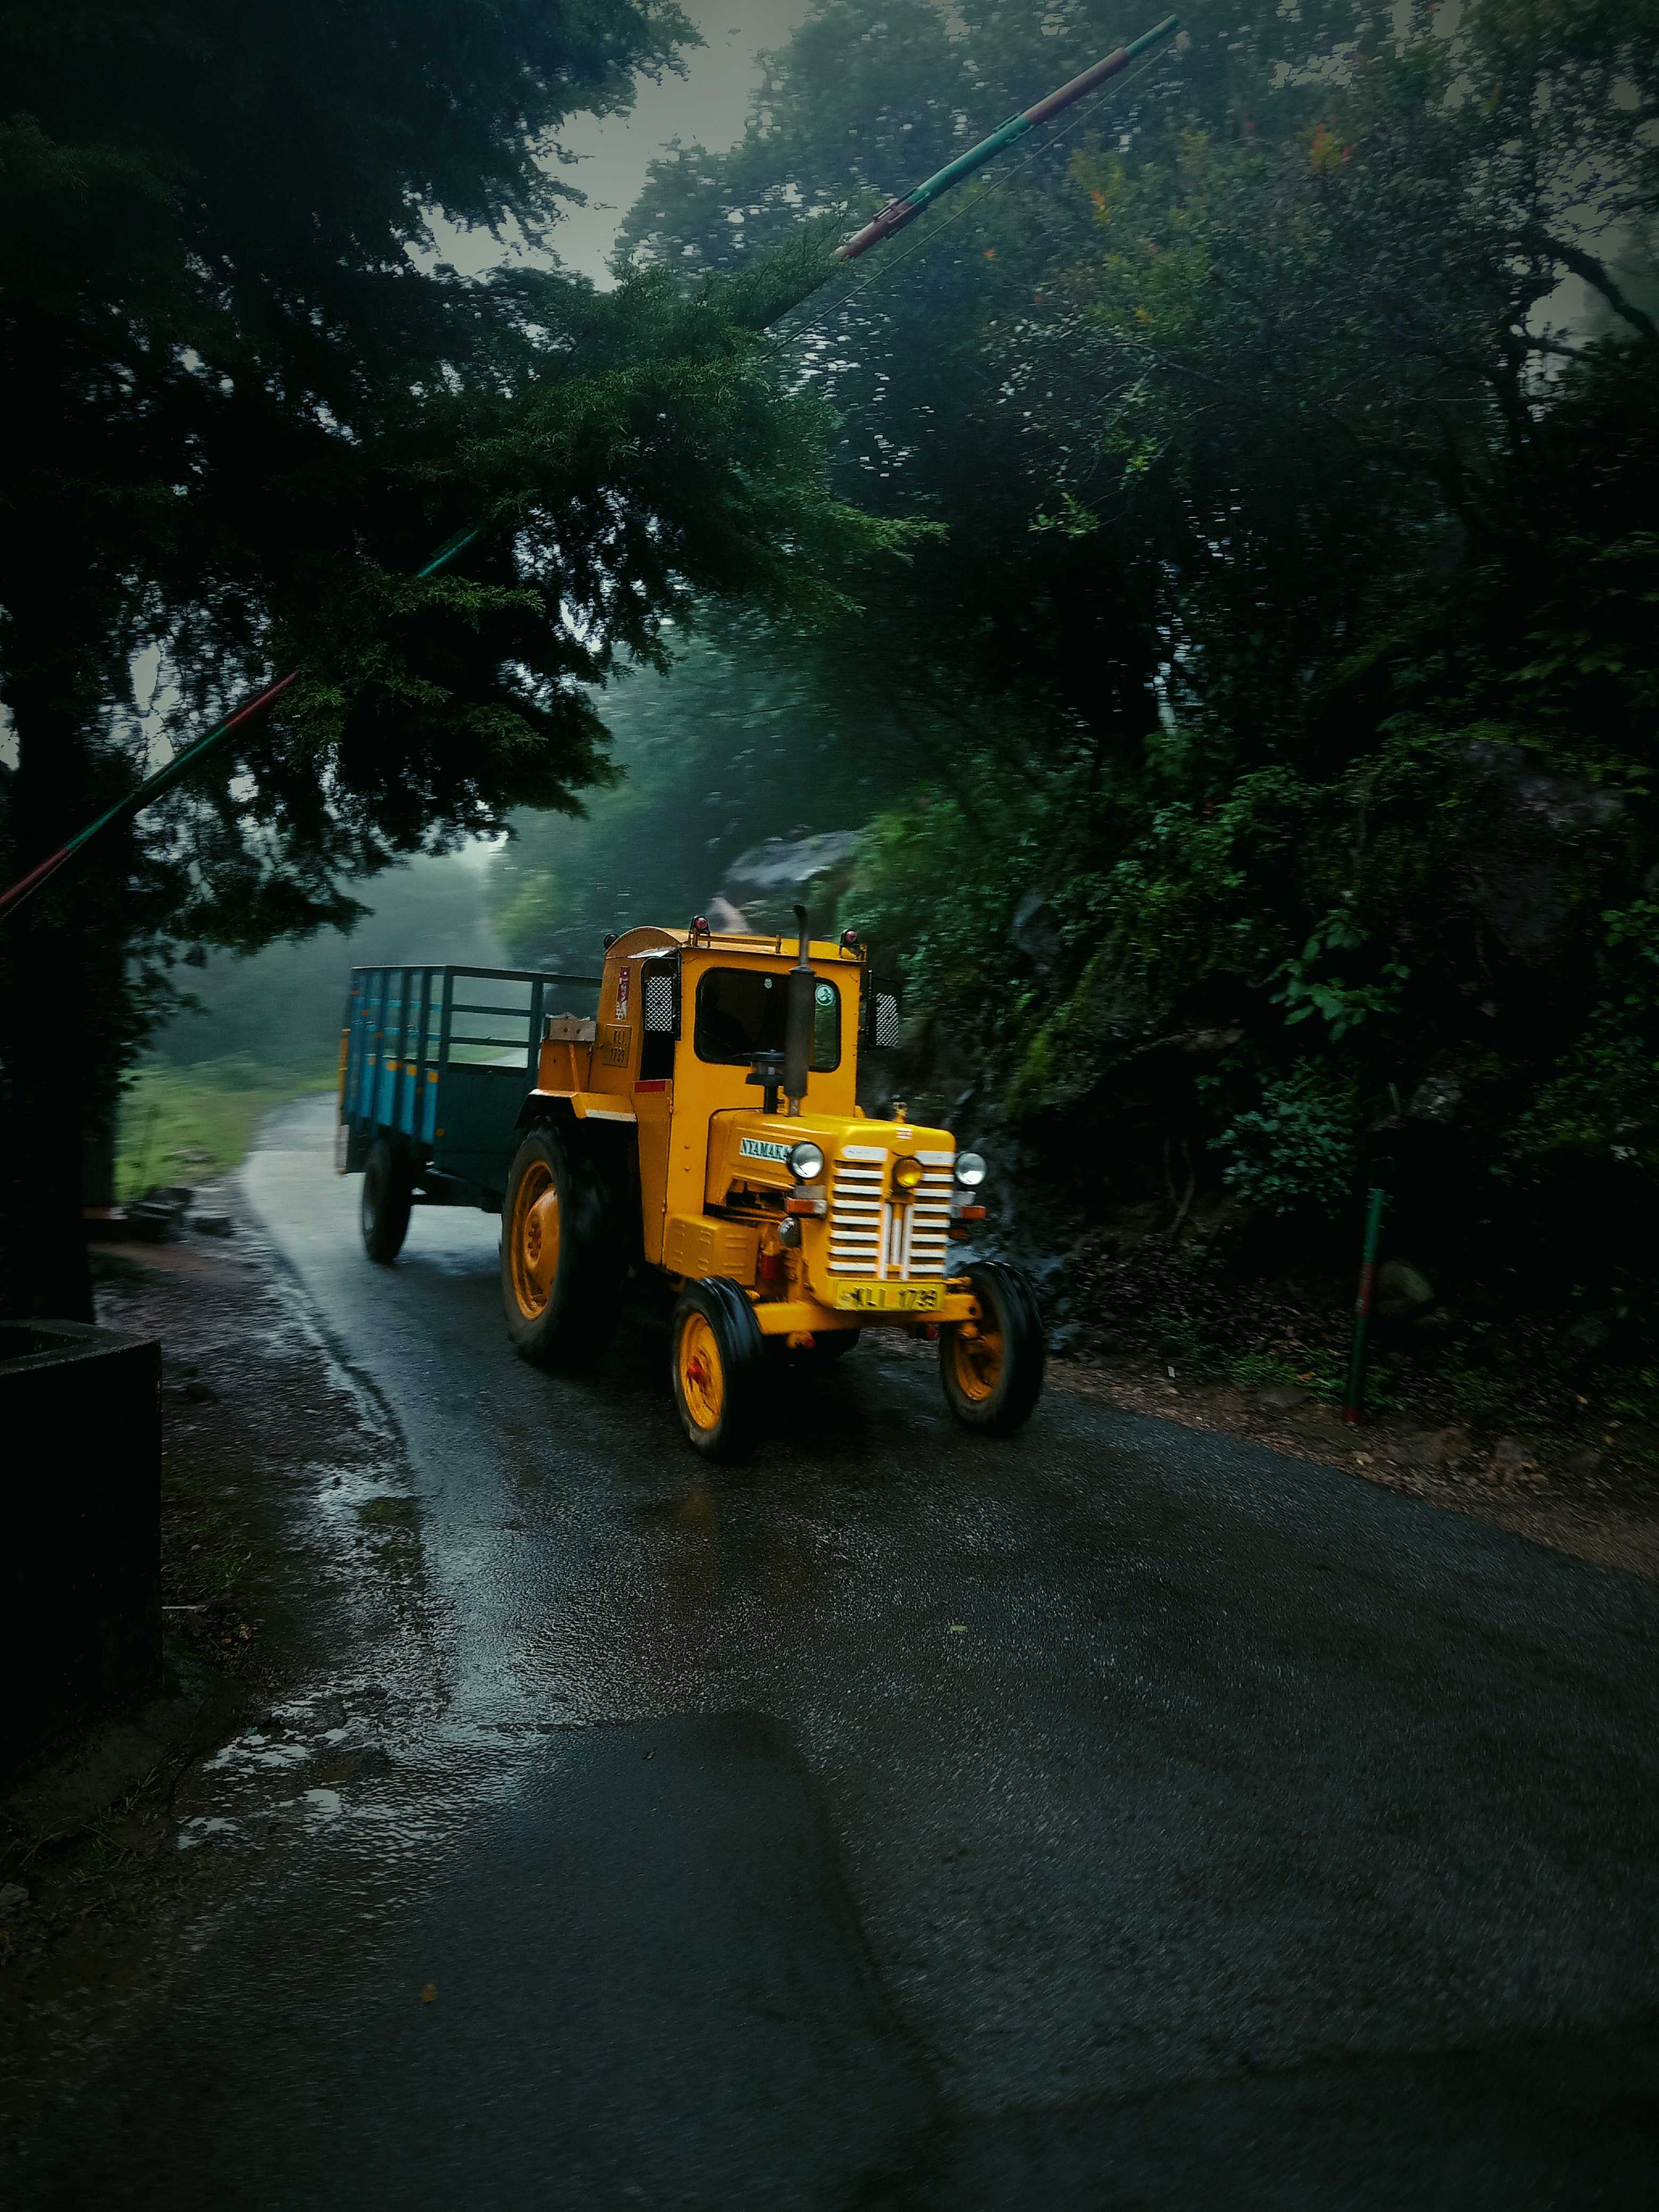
top-left (887, 0), bottom-right (1659, 1295)
top-left (0, 1), bottom-right (906, 1317)
top-left (618, 0), bottom-right (1186, 780)
top-left (615, 0), bottom-right (1659, 1325)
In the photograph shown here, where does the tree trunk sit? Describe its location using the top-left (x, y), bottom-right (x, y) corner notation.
top-left (0, 650), bottom-right (123, 1323)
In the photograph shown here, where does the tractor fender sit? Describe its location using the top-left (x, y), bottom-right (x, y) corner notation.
top-left (512, 1090), bottom-right (579, 1135)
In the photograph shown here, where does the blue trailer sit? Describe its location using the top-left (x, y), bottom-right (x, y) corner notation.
top-left (337, 963), bottom-right (599, 1260)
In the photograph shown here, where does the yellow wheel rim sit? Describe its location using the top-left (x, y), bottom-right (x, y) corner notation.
top-left (948, 1320), bottom-right (1004, 1404)
top-left (678, 1313), bottom-right (726, 1432)
top-left (509, 1160), bottom-right (560, 1319)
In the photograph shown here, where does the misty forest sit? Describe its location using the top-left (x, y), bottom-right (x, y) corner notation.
top-left (14, 9), bottom-right (1659, 2197)
top-left (4, 0), bottom-right (1656, 1431)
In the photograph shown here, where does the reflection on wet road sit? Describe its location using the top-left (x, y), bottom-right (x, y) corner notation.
top-left (38, 1095), bottom-right (1659, 2207)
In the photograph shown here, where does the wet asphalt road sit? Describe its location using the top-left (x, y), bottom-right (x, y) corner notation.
top-left (69, 1097), bottom-right (1659, 2206)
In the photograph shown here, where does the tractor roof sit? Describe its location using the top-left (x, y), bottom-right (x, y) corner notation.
top-left (604, 925), bottom-right (863, 966)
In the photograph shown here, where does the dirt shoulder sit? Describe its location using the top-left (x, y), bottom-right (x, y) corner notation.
top-left (1045, 1355), bottom-right (1659, 1584)
top-left (0, 1187), bottom-right (431, 2142)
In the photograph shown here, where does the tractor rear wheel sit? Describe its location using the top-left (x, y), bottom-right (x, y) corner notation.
top-left (939, 1261), bottom-right (1045, 1436)
top-left (670, 1278), bottom-right (765, 1461)
top-left (501, 1124), bottom-right (623, 1369)
top-left (361, 1139), bottom-right (414, 1264)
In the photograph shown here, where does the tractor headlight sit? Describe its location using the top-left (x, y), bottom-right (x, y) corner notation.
top-left (787, 1140), bottom-right (825, 1182)
top-left (892, 1154), bottom-right (924, 1194)
top-left (953, 1151), bottom-right (988, 1188)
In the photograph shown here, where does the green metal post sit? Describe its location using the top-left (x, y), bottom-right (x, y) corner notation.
top-left (1344, 1185), bottom-right (1387, 1425)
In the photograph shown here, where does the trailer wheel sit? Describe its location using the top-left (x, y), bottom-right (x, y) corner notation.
top-left (670, 1278), bottom-right (765, 1461)
top-left (361, 1139), bottom-right (414, 1264)
top-left (500, 1125), bottom-right (623, 1369)
top-left (939, 1262), bottom-right (1045, 1436)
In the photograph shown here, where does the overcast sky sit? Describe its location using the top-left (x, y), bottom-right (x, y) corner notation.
top-left (428, 0), bottom-right (812, 285)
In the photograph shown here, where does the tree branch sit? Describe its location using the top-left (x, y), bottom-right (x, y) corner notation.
top-left (1520, 227), bottom-right (1659, 345)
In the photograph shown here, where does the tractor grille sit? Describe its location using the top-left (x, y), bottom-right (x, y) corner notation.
top-left (827, 1146), bottom-right (954, 1279)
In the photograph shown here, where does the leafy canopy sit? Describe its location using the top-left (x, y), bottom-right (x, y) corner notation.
top-left (0, 2), bottom-right (908, 949)
top-left (0, 0), bottom-right (919, 1314)
top-left (611, 0), bottom-right (1658, 1297)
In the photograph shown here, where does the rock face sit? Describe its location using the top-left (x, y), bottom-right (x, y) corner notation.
top-left (1461, 739), bottom-right (1625, 959)
top-left (1010, 891), bottom-right (1062, 974)
top-left (1407, 1075), bottom-right (1462, 1125)
top-left (719, 831), bottom-right (864, 931)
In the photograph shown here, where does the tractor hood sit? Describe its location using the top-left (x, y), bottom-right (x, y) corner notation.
top-left (706, 1108), bottom-right (959, 1298)
top-left (705, 1108), bottom-right (953, 1206)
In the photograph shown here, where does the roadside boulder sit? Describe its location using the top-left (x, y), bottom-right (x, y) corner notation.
top-left (127, 1197), bottom-right (182, 1242)
top-left (1398, 1425), bottom-right (1471, 1473)
top-left (1376, 1260), bottom-right (1435, 1319)
top-left (1487, 1435), bottom-right (1540, 1482)
top-left (720, 831), bottom-right (864, 932)
top-left (1253, 1384), bottom-right (1311, 1416)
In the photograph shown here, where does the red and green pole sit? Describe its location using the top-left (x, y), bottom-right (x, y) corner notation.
top-left (0, 14), bottom-right (1182, 922)
top-left (0, 671), bottom-right (301, 924)
top-left (1344, 1185), bottom-right (1387, 1425)
top-left (0, 528), bottom-right (477, 925)
top-left (835, 14), bottom-right (1180, 261)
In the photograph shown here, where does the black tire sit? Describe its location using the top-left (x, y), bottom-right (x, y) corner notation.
top-left (500, 1124), bottom-right (624, 1370)
top-left (939, 1261), bottom-right (1046, 1436)
top-left (360, 1139), bottom-right (413, 1264)
top-left (669, 1277), bottom-right (766, 1461)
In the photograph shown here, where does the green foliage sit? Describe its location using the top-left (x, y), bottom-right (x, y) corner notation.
top-left (605, 0), bottom-right (1659, 1309)
top-left (1214, 1063), bottom-right (1358, 1220)
top-left (1273, 915), bottom-right (1411, 1042)
top-left (0, 0), bottom-right (929, 1306)
top-left (115, 1057), bottom-right (334, 1200)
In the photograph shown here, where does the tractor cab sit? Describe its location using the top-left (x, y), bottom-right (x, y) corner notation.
top-left (496, 910), bottom-right (1045, 1457)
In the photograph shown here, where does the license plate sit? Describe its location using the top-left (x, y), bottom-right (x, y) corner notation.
top-left (832, 1281), bottom-right (943, 1314)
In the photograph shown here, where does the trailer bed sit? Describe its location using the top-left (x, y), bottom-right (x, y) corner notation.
top-left (338, 964), bottom-right (598, 1205)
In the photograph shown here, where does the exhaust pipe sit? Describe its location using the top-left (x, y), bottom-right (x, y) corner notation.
top-left (784, 904), bottom-right (814, 1115)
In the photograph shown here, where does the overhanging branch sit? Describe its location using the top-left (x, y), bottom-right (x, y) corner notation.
top-left (1520, 227), bottom-right (1659, 346)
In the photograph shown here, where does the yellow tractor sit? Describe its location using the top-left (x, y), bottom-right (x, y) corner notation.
top-left (499, 910), bottom-right (1045, 1456)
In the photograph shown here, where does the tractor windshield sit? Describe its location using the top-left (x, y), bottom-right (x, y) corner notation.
top-left (694, 967), bottom-right (841, 1071)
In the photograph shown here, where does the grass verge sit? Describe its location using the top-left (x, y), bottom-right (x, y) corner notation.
top-left (117, 1055), bottom-right (335, 1200)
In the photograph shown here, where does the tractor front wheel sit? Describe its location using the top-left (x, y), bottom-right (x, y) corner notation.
top-left (361, 1139), bottom-right (414, 1264)
top-left (501, 1125), bottom-right (623, 1369)
top-left (670, 1278), bottom-right (765, 1461)
top-left (939, 1262), bottom-right (1045, 1436)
